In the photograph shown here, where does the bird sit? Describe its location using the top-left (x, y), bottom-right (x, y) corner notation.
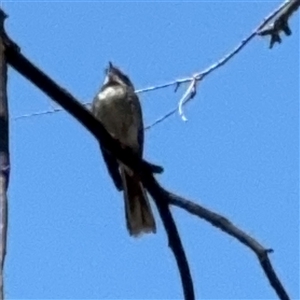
top-left (92, 62), bottom-right (156, 237)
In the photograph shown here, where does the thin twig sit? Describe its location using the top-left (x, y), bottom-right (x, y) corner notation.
top-left (12, 0), bottom-right (297, 128)
top-left (142, 0), bottom-right (294, 129)
top-left (145, 106), bottom-right (177, 130)
top-left (13, 102), bottom-right (91, 120)
top-left (14, 107), bottom-right (63, 120)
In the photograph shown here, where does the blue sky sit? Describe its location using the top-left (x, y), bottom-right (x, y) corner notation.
top-left (1, 2), bottom-right (298, 299)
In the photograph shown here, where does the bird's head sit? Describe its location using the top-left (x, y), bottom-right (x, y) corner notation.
top-left (103, 62), bottom-right (134, 88)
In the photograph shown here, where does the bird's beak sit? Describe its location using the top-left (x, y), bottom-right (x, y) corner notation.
top-left (108, 61), bottom-right (114, 70)
top-left (103, 62), bottom-right (114, 84)
top-left (107, 61), bottom-right (115, 75)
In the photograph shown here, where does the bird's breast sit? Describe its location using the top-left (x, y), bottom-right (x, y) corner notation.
top-left (93, 86), bottom-right (140, 151)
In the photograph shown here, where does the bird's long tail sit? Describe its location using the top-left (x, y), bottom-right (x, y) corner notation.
top-left (120, 166), bottom-right (156, 236)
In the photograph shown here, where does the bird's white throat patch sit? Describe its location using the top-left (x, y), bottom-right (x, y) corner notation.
top-left (97, 86), bottom-right (124, 102)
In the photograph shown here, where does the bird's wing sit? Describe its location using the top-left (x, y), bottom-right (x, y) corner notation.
top-left (92, 94), bottom-right (123, 191)
top-left (128, 91), bottom-right (144, 156)
top-left (99, 142), bottom-right (123, 191)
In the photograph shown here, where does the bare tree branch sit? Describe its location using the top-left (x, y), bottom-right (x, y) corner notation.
top-left (0, 10), bottom-right (9, 300)
top-left (169, 193), bottom-right (289, 300)
top-left (143, 0), bottom-right (297, 129)
top-left (0, 15), bottom-right (195, 300)
top-left (178, 76), bottom-right (198, 122)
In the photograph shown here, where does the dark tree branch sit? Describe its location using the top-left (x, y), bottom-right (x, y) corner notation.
top-left (0, 10), bottom-right (9, 300)
top-left (0, 10), bottom-right (195, 300)
top-left (169, 193), bottom-right (290, 300)
top-left (258, 0), bottom-right (300, 48)
top-left (141, 176), bottom-right (195, 300)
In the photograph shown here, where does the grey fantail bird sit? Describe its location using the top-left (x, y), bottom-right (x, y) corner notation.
top-left (92, 62), bottom-right (156, 236)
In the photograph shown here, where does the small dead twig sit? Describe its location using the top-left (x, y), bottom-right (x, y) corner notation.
top-left (144, 0), bottom-right (296, 129)
top-left (258, 0), bottom-right (300, 48)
